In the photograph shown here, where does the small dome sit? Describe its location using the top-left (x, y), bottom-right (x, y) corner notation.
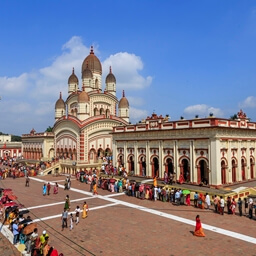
top-left (82, 64), bottom-right (93, 79)
top-left (82, 46), bottom-right (102, 75)
top-left (78, 89), bottom-right (89, 103)
top-left (68, 68), bottom-right (79, 84)
top-left (55, 92), bottom-right (65, 109)
top-left (105, 66), bottom-right (116, 83)
top-left (118, 90), bottom-right (129, 108)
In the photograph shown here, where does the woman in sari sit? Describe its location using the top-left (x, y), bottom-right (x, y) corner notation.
top-left (64, 195), bottom-right (70, 211)
top-left (185, 194), bottom-right (191, 206)
top-left (153, 176), bottom-right (157, 187)
top-left (53, 182), bottom-right (58, 194)
top-left (194, 215), bottom-right (205, 237)
top-left (231, 198), bottom-right (236, 215)
top-left (42, 184), bottom-right (47, 196)
top-left (82, 201), bottom-right (88, 219)
top-left (93, 182), bottom-right (98, 195)
top-left (200, 194), bottom-right (205, 209)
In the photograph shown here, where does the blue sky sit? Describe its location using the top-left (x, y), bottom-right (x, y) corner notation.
top-left (0, 1), bottom-right (256, 135)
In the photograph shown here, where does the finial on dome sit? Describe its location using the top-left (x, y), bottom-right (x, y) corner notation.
top-left (109, 66), bottom-right (112, 73)
top-left (122, 90), bottom-right (125, 97)
top-left (82, 83), bottom-right (85, 91)
top-left (90, 46), bottom-right (94, 54)
top-left (72, 67), bottom-right (74, 74)
top-left (60, 92), bottom-right (62, 99)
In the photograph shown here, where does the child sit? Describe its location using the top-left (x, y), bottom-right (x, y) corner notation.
top-left (70, 213), bottom-right (74, 231)
top-left (75, 206), bottom-right (80, 225)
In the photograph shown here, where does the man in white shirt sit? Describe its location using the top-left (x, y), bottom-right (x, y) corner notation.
top-left (205, 193), bottom-right (211, 210)
top-left (220, 196), bottom-right (225, 215)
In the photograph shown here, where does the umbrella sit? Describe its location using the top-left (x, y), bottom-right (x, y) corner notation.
top-left (109, 179), bottom-right (116, 183)
top-left (182, 189), bottom-right (191, 195)
top-left (17, 244), bottom-right (25, 252)
top-left (3, 202), bottom-right (17, 207)
top-left (8, 194), bottom-right (17, 201)
top-left (19, 209), bottom-right (30, 215)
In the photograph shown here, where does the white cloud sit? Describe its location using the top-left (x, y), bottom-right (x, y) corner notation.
top-left (129, 107), bottom-right (148, 123)
top-left (0, 36), bottom-right (152, 135)
top-left (239, 96), bottom-right (256, 108)
top-left (102, 52), bottom-right (152, 90)
top-left (127, 96), bottom-right (145, 107)
top-left (183, 104), bottom-right (224, 118)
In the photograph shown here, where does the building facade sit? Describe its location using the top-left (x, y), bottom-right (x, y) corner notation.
top-left (112, 111), bottom-right (256, 187)
top-left (22, 46), bottom-right (130, 165)
top-left (0, 135), bottom-right (22, 159)
top-left (22, 129), bottom-right (54, 161)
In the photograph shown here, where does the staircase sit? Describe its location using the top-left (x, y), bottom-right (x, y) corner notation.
top-left (40, 162), bottom-right (61, 176)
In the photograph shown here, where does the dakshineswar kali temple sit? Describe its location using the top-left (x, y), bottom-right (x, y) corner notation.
top-left (22, 46), bottom-right (129, 169)
top-left (21, 47), bottom-right (256, 187)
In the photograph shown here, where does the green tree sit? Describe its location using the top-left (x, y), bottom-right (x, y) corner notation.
top-left (45, 126), bottom-right (53, 132)
top-left (230, 114), bottom-right (238, 120)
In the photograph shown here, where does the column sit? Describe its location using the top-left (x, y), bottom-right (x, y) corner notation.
top-left (146, 141), bottom-right (150, 177)
top-left (134, 141), bottom-right (138, 175)
top-left (159, 140), bottom-right (163, 178)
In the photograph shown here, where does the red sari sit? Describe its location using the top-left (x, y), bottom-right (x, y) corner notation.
top-left (194, 217), bottom-right (205, 237)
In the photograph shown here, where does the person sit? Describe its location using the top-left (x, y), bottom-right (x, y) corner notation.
top-left (175, 189), bottom-right (181, 205)
top-left (178, 173), bottom-right (185, 184)
top-left (231, 198), bottom-right (236, 215)
top-left (82, 201), bottom-right (89, 219)
top-left (237, 198), bottom-right (242, 216)
top-left (249, 197), bottom-right (253, 219)
top-left (213, 195), bottom-right (219, 213)
top-left (42, 236), bottom-right (50, 256)
top-left (153, 176), bottom-right (157, 187)
top-left (75, 206), bottom-right (80, 225)
top-left (26, 227), bottom-right (38, 254)
top-left (43, 184), bottom-right (47, 196)
top-left (53, 182), bottom-right (58, 194)
top-left (64, 195), bottom-right (70, 211)
top-left (25, 175), bottom-right (30, 187)
top-left (39, 230), bottom-right (49, 255)
top-left (194, 192), bottom-right (198, 208)
top-left (205, 193), bottom-right (211, 210)
top-left (164, 172), bottom-right (168, 184)
top-left (93, 181), bottom-right (98, 195)
top-left (244, 198), bottom-right (248, 216)
top-left (194, 215), bottom-right (205, 237)
top-left (61, 208), bottom-right (68, 231)
top-left (220, 196), bottom-right (225, 215)
top-left (67, 176), bottom-right (71, 190)
top-left (185, 194), bottom-right (191, 206)
top-left (12, 219), bottom-right (19, 245)
top-left (47, 182), bottom-right (51, 195)
top-left (227, 196), bottom-right (232, 214)
top-left (69, 213), bottom-right (74, 230)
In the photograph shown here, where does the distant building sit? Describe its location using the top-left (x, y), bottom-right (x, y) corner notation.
top-left (0, 135), bottom-right (22, 159)
top-left (112, 110), bottom-right (256, 187)
top-left (22, 129), bottom-right (54, 161)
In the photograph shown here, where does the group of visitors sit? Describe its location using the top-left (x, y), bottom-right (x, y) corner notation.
top-left (42, 182), bottom-right (59, 196)
top-left (61, 199), bottom-right (89, 231)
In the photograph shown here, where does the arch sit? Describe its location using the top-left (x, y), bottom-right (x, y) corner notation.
top-left (151, 156), bottom-right (159, 178)
top-left (139, 154), bottom-right (146, 176)
top-left (106, 109), bottom-right (110, 118)
top-left (179, 156), bottom-right (190, 182)
top-left (250, 157), bottom-right (255, 179)
top-left (221, 160), bottom-right (227, 184)
top-left (48, 148), bottom-right (54, 160)
top-left (197, 159), bottom-right (208, 185)
top-left (117, 153), bottom-right (124, 167)
top-left (241, 157), bottom-right (246, 181)
top-left (95, 79), bottom-right (99, 89)
top-left (231, 158), bottom-right (237, 182)
top-left (97, 148), bottom-right (104, 159)
top-left (89, 148), bottom-right (97, 163)
top-left (127, 154), bottom-right (134, 174)
top-left (165, 157), bottom-right (174, 176)
top-left (105, 148), bottom-right (112, 157)
top-left (94, 108), bottom-right (98, 116)
top-left (100, 108), bottom-right (105, 115)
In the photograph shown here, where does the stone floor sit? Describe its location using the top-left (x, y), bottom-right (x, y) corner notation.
top-left (0, 174), bottom-right (256, 256)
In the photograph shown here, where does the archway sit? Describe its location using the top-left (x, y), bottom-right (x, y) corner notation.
top-left (166, 158), bottom-right (174, 176)
top-left (139, 156), bottom-right (146, 176)
top-left (198, 159), bottom-right (208, 185)
top-left (241, 158), bottom-right (246, 181)
top-left (97, 148), bottom-right (104, 159)
top-left (182, 159), bottom-right (190, 182)
top-left (232, 159), bottom-right (236, 182)
top-left (128, 155), bottom-right (134, 174)
top-left (152, 157), bottom-right (159, 177)
top-left (250, 158), bottom-right (254, 179)
top-left (221, 160), bottom-right (226, 184)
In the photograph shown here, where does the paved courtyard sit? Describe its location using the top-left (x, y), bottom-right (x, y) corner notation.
top-left (0, 175), bottom-right (256, 256)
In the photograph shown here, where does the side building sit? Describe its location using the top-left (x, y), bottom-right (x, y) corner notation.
top-left (112, 110), bottom-right (256, 187)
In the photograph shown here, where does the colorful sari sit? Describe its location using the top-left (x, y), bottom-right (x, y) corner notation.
top-left (194, 217), bottom-right (205, 237)
top-left (82, 203), bottom-right (88, 218)
top-left (53, 184), bottom-right (58, 194)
